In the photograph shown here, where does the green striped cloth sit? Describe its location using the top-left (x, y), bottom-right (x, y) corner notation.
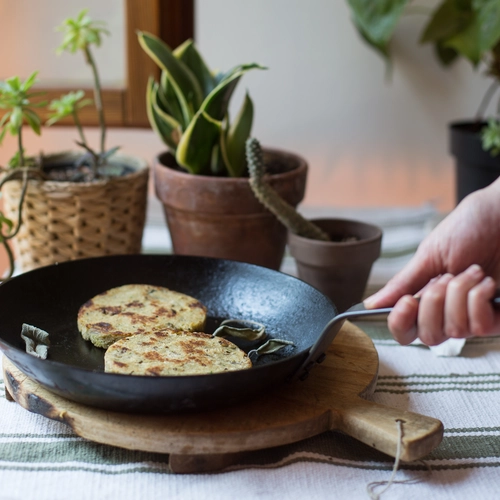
top-left (1, 322), bottom-right (500, 500)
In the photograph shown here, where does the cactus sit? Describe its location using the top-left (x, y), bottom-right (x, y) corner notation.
top-left (246, 138), bottom-right (330, 241)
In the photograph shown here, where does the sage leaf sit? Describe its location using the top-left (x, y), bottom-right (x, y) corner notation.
top-left (21, 323), bottom-right (50, 359)
top-left (212, 318), bottom-right (266, 341)
top-left (248, 339), bottom-right (295, 363)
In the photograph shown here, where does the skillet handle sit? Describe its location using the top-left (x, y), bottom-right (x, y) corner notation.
top-left (291, 303), bottom-right (393, 382)
top-left (293, 289), bottom-right (500, 382)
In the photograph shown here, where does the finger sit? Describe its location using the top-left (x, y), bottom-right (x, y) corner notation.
top-left (418, 273), bottom-right (454, 346)
top-left (387, 295), bottom-right (419, 345)
top-left (469, 276), bottom-right (499, 336)
top-left (444, 264), bottom-right (485, 339)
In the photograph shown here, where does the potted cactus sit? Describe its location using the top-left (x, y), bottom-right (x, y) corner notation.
top-left (246, 138), bottom-right (382, 312)
top-left (0, 10), bottom-right (149, 275)
top-left (346, 0), bottom-right (500, 204)
top-left (138, 32), bottom-right (308, 270)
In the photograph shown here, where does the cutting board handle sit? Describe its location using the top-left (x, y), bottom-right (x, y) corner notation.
top-left (333, 397), bottom-right (444, 462)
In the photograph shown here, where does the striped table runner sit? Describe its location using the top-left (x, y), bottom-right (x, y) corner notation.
top-left (1, 321), bottom-right (500, 500)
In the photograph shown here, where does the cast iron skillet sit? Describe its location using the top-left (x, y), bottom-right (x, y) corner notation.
top-left (0, 254), bottom-right (390, 413)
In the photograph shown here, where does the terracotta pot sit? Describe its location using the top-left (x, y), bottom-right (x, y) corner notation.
top-left (154, 148), bottom-right (308, 269)
top-left (287, 218), bottom-right (382, 313)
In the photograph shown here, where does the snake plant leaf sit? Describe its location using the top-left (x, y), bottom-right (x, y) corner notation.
top-left (210, 142), bottom-right (227, 175)
top-left (173, 39), bottom-right (216, 98)
top-left (138, 31), bottom-right (202, 124)
top-left (158, 71), bottom-right (186, 128)
top-left (223, 92), bottom-right (254, 178)
top-left (346, 0), bottom-right (410, 58)
top-left (175, 110), bottom-right (221, 174)
top-left (216, 63), bottom-right (267, 86)
top-left (202, 64), bottom-right (264, 121)
top-left (146, 77), bottom-right (182, 150)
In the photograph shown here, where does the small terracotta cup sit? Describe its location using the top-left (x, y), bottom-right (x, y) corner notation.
top-left (287, 218), bottom-right (382, 313)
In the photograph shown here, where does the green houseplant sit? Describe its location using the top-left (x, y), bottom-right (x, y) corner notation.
top-left (0, 9), bottom-right (149, 275)
top-left (138, 32), bottom-right (308, 269)
top-left (346, 0), bottom-right (500, 203)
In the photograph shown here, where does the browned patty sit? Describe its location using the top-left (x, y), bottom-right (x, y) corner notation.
top-left (77, 284), bottom-right (207, 349)
top-left (104, 328), bottom-right (252, 376)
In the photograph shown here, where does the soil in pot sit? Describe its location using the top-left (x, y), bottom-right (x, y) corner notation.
top-left (287, 218), bottom-right (382, 313)
top-left (154, 149), bottom-right (308, 270)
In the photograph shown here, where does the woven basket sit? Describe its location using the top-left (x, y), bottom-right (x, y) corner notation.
top-left (2, 153), bottom-right (149, 272)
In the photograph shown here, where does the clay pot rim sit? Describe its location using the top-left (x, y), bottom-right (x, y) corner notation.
top-left (288, 218), bottom-right (383, 247)
top-left (155, 147), bottom-right (308, 183)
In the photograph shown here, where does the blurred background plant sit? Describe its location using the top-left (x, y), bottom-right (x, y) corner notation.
top-left (346, 0), bottom-right (500, 154)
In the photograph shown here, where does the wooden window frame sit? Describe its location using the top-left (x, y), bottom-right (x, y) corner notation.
top-left (27, 0), bottom-right (194, 128)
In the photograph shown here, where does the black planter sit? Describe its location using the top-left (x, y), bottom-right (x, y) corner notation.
top-left (450, 121), bottom-right (500, 204)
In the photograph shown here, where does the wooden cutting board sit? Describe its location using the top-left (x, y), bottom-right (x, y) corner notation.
top-left (3, 321), bottom-right (443, 473)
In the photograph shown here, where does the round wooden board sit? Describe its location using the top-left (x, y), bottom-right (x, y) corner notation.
top-left (3, 321), bottom-right (443, 472)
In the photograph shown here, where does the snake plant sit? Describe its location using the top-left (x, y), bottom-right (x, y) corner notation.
top-left (138, 32), bottom-right (265, 176)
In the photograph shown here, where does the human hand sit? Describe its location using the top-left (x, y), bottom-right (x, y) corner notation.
top-left (364, 179), bottom-right (500, 345)
top-left (376, 265), bottom-right (500, 345)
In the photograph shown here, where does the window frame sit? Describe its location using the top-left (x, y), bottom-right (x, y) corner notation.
top-left (7, 0), bottom-right (194, 128)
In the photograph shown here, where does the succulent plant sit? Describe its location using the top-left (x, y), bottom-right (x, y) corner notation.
top-left (138, 32), bottom-right (265, 177)
top-left (246, 138), bottom-right (330, 241)
top-left (0, 71), bottom-right (48, 279)
top-left (55, 8), bottom-right (110, 158)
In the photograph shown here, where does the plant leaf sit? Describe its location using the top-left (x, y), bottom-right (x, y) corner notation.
top-left (138, 31), bottom-right (203, 124)
top-left (175, 111), bottom-right (221, 174)
top-left (146, 78), bottom-right (182, 150)
top-left (435, 42), bottom-right (459, 65)
top-left (346, 0), bottom-right (410, 58)
top-left (445, 12), bottom-right (483, 64)
top-left (474, 0), bottom-right (500, 53)
top-left (159, 71), bottom-right (186, 127)
top-left (202, 64), bottom-right (264, 121)
top-left (23, 109), bottom-right (42, 135)
top-left (223, 92), bottom-right (254, 177)
top-left (420, 0), bottom-right (473, 44)
top-left (173, 39), bottom-right (216, 98)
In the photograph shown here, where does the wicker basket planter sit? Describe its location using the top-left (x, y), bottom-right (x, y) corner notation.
top-left (2, 153), bottom-right (149, 272)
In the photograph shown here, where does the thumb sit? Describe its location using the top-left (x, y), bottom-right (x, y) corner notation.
top-left (364, 253), bottom-right (440, 308)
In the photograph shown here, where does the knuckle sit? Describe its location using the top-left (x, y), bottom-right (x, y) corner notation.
top-left (470, 321), bottom-right (491, 337)
top-left (445, 324), bottom-right (466, 339)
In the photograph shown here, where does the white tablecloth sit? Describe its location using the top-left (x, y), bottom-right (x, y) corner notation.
top-left (2, 321), bottom-right (500, 500)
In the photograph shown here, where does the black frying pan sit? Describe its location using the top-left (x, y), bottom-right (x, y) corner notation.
top-left (0, 254), bottom-right (389, 413)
